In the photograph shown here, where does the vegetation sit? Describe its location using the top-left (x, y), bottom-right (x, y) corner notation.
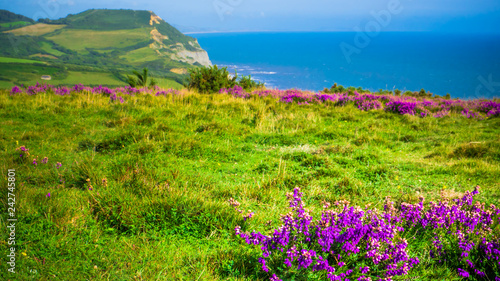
top-left (0, 10), bottom-right (34, 31)
top-left (0, 84), bottom-right (498, 280)
top-left (126, 68), bottom-right (157, 88)
top-left (0, 9), bottom-right (209, 88)
top-left (187, 65), bottom-right (264, 94)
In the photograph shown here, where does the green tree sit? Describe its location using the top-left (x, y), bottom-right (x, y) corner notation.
top-left (127, 68), bottom-right (156, 88)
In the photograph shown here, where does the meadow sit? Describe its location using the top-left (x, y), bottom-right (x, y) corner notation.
top-left (0, 84), bottom-right (499, 280)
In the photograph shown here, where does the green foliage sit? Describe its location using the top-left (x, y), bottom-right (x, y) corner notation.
top-left (0, 9), bottom-right (34, 24)
top-left (126, 68), bottom-right (156, 88)
top-left (187, 65), bottom-right (237, 93)
top-left (238, 74), bottom-right (264, 90)
top-left (322, 83), bottom-right (370, 94)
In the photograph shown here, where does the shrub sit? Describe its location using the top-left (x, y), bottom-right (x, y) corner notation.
top-left (239, 74), bottom-right (264, 91)
top-left (187, 65), bottom-right (237, 94)
top-left (235, 187), bottom-right (500, 281)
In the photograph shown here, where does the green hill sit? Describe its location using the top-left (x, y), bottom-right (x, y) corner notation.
top-left (0, 9), bottom-right (211, 88)
top-left (0, 10), bottom-right (34, 31)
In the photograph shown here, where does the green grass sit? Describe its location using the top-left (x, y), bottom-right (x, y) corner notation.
top-left (121, 47), bottom-right (162, 63)
top-left (39, 42), bottom-right (65, 57)
top-left (0, 21), bottom-right (31, 28)
top-left (53, 71), bottom-right (125, 86)
top-left (0, 90), bottom-right (498, 280)
top-left (46, 28), bottom-right (151, 51)
top-left (153, 77), bottom-right (183, 89)
top-left (0, 56), bottom-right (46, 64)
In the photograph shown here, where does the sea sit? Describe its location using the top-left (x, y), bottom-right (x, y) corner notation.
top-left (191, 32), bottom-right (500, 99)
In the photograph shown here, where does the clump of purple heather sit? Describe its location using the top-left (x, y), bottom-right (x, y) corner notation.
top-left (461, 108), bottom-right (484, 120)
top-left (280, 90), bottom-right (319, 105)
top-left (55, 87), bottom-right (71, 96)
top-left (11, 85), bottom-right (22, 95)
top-left (433, 110), bottom-right (450, 118)
top-left (236, 186), bottom-right (500, 280)
top-left (155, 89), bottom-right (180, 96)
top-left (358, 99), bottom-right (383, 111)
top-left (385, 100), bottom-right (417, 115)
top-left (220, 85), bottom-right (251, 99)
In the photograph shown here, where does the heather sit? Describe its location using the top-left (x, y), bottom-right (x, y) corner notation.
top-left (0, 84), bottom-right (499, 280)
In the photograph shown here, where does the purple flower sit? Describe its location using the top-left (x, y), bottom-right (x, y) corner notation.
top-left (270, 274), bottom-right (282, 281)
top-left (244, 211), bottom-right (255, 221)
top-left (360, 266), bottom-right (370, 274)
top-left (42, 157), bottom-right (48, 164)
top-left (457, 268), bottom-right (469, 278)
top-left (46, 192), bottom-right (51, 198)
top-left (32, 159), bottom-right (38, 166)
top-left (56, 162), bottom-right (62, 169)
top-left (11, 86), bottom-right (22, 95)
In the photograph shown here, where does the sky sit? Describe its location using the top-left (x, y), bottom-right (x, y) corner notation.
top-left (2, 0), bottom-right (500, 33)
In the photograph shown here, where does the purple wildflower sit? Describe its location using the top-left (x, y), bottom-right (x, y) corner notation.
top-left (457, 268), bottom-right (469, 278)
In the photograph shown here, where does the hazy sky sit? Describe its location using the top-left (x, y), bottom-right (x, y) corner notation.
top-left (3, 0), bottom-right (500, 32)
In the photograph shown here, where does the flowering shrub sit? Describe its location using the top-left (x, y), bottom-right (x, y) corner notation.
top-left (220, 85), bottom-right (250, 99)
top-left (7, 83), bottom-right (500, 120)
top-left (236, 187), bottom-right (500, 280)
top-left (385, 100), bottom-right (417, 115)
top-left (357, 100), bottom-right (383, 111)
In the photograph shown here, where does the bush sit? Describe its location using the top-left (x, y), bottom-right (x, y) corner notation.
top-left (187, 65), bottom-right (237, 94)
top-left (238, 74), bottom-right (264, 91)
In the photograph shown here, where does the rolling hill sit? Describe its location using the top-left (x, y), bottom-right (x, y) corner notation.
top-left (0, 9), bottom-right (211, 88)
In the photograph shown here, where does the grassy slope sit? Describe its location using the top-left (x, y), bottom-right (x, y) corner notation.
top-left (0, 9), bottom-right (201, 88)
top-left (4, 23), bottom-right (66, 36)
top-left (0, 90), bottom-right (498, 280)
top-left (121, 46), bottom-right (161, 63)
top-left (45, 28), bottom-right (151, 51)
top-left (39, 42), bottom-right (65, 57)
top-left (0, 21), bottom-right (31, 29)
top-left (0, 56), bottom-right (46, 64)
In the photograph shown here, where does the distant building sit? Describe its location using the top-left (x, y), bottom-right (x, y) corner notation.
top-left (41, 75), bottom-right (51, 80)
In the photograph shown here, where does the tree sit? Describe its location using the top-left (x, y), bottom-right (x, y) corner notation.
top-left (127, 68), bottom-right (156, 88)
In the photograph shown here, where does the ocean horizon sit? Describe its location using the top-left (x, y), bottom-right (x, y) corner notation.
top-left (192, 32), bottom-right (500, 99)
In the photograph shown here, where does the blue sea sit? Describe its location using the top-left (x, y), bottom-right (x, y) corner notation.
top-left (192, 32), bottom-right (500, 99)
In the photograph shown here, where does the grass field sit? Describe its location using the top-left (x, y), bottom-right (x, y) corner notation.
top-left (153, 77), bottom-right (183, 89)
top-left (4, 23), bottom-right (66, 36)
top-left (0, 87), bottom-right (498, 280)
top-left (121, 46), bottom-right (162, 63)
top-left (46, 28), bottom-right (151, 51)
top-left (53, 71), bottom-right (125, 86)
top-left (39, 42), bottom-right (65, 57)
top-left (0, 21), bottom-right (31, 29)
top-left (0, 56), bottom-right (46, 64)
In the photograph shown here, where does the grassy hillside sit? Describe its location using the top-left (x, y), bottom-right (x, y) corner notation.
top-left (45, 28), bottom-right (151, 51)
top-left (0, 10), bottom-right (34, 31)
top-left (0, 9), bottom-right (211, 88)
top-left (0, 86), bottom-right (498, 280)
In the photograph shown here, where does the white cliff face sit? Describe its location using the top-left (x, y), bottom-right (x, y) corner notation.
top-left (148, 13), bottom-right (212, 67)
top-left (170, 48), bottom-right (212, 67)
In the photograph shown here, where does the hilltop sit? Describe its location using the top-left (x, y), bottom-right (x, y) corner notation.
top-left (0, 9), bottom-right (211, 88)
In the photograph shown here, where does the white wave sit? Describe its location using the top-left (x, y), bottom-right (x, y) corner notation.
top-left (250, 71), bottom-right (277, 75)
